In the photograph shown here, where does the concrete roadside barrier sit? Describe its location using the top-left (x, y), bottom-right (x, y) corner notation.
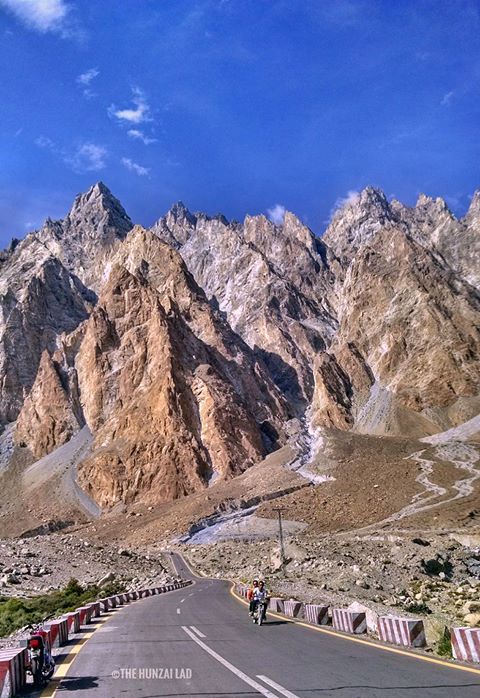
top-left (63, 611), bottom-right (81, 633)
top-left (99, 598), bottom-right (112, 612)
top-left (378, 616), bottom-right (426, 648)
top-left (304, 604), bottom-right (330, 625)
top-left (333, 608), bottom-right (367, 635)
top-left (451, 627), bottom-right (480, 663)
top-left (87, 601), bottom-right (101, 617)
top-left (268, 597), bottom-right (285, 613)
top-left (236, 584), bottom-right (248, 598)
top-left (45, 619), bottom-right (69, 648)
top-left (76, 605), bottom-right (93, 625)
top-left (284, 600), bottom-right (304, 618)
top-left (0, 647), bottom-right (27, 698)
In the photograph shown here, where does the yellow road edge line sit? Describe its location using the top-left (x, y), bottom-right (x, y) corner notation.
top-left (229, 584), bottom-right (480, 677)
top-left (39, 612), bottom-right (115, 698)
top-left (40, 582), bottom-right (194, 697)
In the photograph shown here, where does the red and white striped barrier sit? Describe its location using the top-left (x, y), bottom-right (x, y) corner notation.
top-left (451, 627), bottom-right (480, 663)
top-left (63, 611), bottom-right (81, 633)
top-left (378, 616), bottom-right (426, 648)
top-left (99, 598), bottom-right (113, 612)
top-left (236, 584), bottom-right (248, 598)
top-left (76, 605), bottom-right (93, 625)
top-left (45, 619), bottom-right (69, 648)
top-left (268, 597), bottom-right (285, 613)
top-left (0, 647), bottom-right (27, 698)
top-left (284, 600), bottom-right (303, 618)
top-left (87, 601), bottom-right (101, 617)
top-left (333, 609), bottom-right (367, 635)
top-left (304, 604), bottom-right (329, 625)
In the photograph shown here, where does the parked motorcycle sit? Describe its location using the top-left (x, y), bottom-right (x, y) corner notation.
top-left (21, 617), bottom-right (56, 688)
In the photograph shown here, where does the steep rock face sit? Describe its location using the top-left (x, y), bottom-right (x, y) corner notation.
top-left (15, 351), bottom-right (82, 458)
top-left (152, 206), bottom-right (340, 408)
top-left (0, 183), bottom-right (130, 424)
top-left (25, 227), bottom-right (288, 507)
top-left (0, 257), bottom-right (94, 423)
top-left (311, 227), bottom-right (480, 434)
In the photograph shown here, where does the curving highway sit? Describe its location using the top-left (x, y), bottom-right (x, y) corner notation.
top-left (42, 553), bottom-right (480, 697)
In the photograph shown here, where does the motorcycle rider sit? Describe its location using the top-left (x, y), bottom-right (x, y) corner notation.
top-left (252, 580), bottom-right (268, 622)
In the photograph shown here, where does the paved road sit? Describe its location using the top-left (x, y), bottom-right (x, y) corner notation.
top-left (48, 553), bottom-right (480, 697)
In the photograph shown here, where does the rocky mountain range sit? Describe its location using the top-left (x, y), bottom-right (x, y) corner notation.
top-left (2, 182), bottom-right (479, 507)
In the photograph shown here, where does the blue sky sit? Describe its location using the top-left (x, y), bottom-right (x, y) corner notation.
top-left (0, 0), bottom-right (479, 244)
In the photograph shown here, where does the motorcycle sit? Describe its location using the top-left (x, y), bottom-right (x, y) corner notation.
top-left (21, 617), bottom-right (56, 688)
top-left (253, 599), bottom-right (268, 625)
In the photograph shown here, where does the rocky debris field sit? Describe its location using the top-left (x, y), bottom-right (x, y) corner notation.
top-left (185, 528), bottom-right (480, 643)
top-left (0, 533), bottom-right (172, 599)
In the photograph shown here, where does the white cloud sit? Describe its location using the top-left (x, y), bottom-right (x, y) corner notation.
top-left (35, 136), bottom-right (107, 173)
top-left (109, 87), bottom-right (152, 124)
top-left (121, 157), bottom-right (150, 176)
top-left (65, 143), bottom-right (107, 173)
top-left (328, 190), bottom-right (360, 222)
top-left (0, 0), bottom-right (69, 34)
top-left (267, 203), bottom-right (286, 225)
top-left (77, 67), bottom-right (98, 86)
top-left (35, 135), bottom-right (55, 149)
top-left (127, 129), bottom-right (157, 145)
top-left (77, 68), bottom-right (100, 99)
top-left (77, 67), bottom-right (99, 98)
top-left (441, 90), bottom-right (454, 106)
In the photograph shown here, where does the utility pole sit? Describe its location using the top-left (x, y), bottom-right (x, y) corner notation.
top-left (273, 507), bottom-right (286, 570)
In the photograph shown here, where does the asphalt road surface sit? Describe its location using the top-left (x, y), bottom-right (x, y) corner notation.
top-left (45, 552), bottom-right (480, 697)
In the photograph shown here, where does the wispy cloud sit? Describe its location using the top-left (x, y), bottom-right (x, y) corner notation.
top-left (109, 87), bottom-right (152, 124)
top-left (127, 129), bottom-right (157, 145)
top-left (121, 157), bottom-right (150, 176)
top-left (67, 143), bottom-right (107, 173)
top-left (77, 67), bottom-right (99, 98)
top-left (328, 190), bottom-right (360, 222)
top-left (441, 90), bottom-right (454, 106)
top-left (35, 135), bottom-right (56, 149)
top-left (36, 136), bottom-right (107, 173)
top-left (0, 0), bottom-right (79, 37)
top-left (267, 203), bottom-right (286, 225)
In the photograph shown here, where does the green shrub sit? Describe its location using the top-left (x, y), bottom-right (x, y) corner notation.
top-left (437, 630), bottom-right (453, 658)
top-left (0, 578), bottom-right (126, 638)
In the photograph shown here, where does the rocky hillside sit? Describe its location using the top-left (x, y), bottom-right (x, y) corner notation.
top-left (1, 183), bottom-right (479, 508)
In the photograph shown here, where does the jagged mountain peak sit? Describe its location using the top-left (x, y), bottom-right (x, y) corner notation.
top-left (464, 190), bottom-right (480, 222)
top-left (167, 200), bottom-right (197, 225)
top-left (357, 186), bottom-right (390, 208)
top-left (67, 181), bottom-right (132, 230)
top-left (323, 186), bottom-right (395, 262)
top-left (415, 192), bottom-right (451, 215)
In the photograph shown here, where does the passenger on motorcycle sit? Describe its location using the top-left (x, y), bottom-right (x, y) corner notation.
top-left (247, 579), bottom-right (259, 616)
